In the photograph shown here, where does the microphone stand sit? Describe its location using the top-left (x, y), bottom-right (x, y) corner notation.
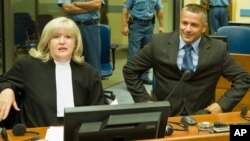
top-left (164, 70), bottom-right (192, 101)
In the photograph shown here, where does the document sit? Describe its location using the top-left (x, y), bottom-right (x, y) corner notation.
top-left (110, 98), bottom-right (118, 105)
top-left (45, 126), bottom-right (64, 141)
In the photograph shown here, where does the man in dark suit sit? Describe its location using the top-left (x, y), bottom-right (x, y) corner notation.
top-left (123, 4), bottom-right (250, 116)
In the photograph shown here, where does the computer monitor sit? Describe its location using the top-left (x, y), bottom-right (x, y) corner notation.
top-left (64, 101), bottom-right (170, 141)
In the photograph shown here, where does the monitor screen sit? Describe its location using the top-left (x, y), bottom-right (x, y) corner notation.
top-left (64, 101), bottom-right (170, 141)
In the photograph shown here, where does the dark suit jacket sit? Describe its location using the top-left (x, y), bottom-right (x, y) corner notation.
top-left (0, 56), bottom-right (106, 127)
top-left (123, 32), bottom-right (250, 116)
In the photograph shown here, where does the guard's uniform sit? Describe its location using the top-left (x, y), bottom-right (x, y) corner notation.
top-left (209, 0), bottom-right (230, 34)
top-left (122, 0), bottom-right (163, 81)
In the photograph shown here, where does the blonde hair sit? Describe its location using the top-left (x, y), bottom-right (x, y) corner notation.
top-left (29, 17), bottom-right (84, 64)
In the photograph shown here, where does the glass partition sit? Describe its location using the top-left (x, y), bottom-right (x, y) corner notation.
top-left (0, 0), bottom-right (3, 74)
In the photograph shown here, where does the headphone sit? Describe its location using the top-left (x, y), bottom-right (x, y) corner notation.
top-left (240, 105), bottom-right (250, 121)
top-left (165, 121), bottom-right (189, 136)
top-left (12, 123), bottom-right (40, 141)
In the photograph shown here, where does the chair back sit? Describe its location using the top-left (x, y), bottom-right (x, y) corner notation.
top-left (98, 24), bottom-right (118, 78)
top-left (218, 26), bottom-right (250, 54)
top-left (98, 24), bottom-right (112, 78)
top-left (14, 12), bottom-right (36, 44)
top-left (35, 14), bottom-right (53, 37)
top-left (99, 24), bottom-right (111, 64)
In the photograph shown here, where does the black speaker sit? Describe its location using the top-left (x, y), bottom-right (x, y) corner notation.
top-left (12, 123), bottom-right (40, 141)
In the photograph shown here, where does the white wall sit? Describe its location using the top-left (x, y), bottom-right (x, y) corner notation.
top-left (232, 0), bottom-right (250, 22)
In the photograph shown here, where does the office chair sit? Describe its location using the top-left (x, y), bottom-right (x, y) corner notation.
top-left (35, 14), bottom-right (53, 37)
top-left (14, 12), bottom-right (37, 56)
top-left (98, 24), bottom-right (118, 103)
top-left (14, 13), bottom-right (36, 37)
top-left (217, 26), bottom-right (250, 54)
top-left (98, 24), bottom-right (119, 79)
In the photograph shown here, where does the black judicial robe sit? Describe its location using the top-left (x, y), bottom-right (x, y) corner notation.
top-left (0, 56), bottom-right (106, 127)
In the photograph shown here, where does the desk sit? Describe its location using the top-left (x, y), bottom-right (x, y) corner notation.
top-left (2, 111), bottom-right (249, 141)
top-left (3, 127), bottom-right (47, 141)
top-left (228, 21), bottom-right (250, 27)
top-left (151, 112), bottom-right (246, 141)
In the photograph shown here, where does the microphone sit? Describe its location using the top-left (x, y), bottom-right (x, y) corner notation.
top-left (240, 105), bottom-right (250, 121)
top-left (12, 123), bottom-right (40, 141)
top-left (164, 70), bottom-right (192, 135)
top-left (164, 69), bottom-right (192, 100)
top-left (0, 127), bottom-right (9, 141)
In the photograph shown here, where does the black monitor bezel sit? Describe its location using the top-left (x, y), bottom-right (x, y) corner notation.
top-left (64, 101), bottom-right (170, 141)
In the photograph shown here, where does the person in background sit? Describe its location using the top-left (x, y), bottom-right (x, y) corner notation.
top-left (122, 0), bottom-right (164, 84)
top-left (203, 0), bottom-right (231, 35)
top-left (58, 0), bottom-right (102, 77)
top-left (100, 0), bottom-right (109, 25)
top-left (0, 17), bottom-right (107, 128)
top-left (123, 4), bottom-right (250, 116)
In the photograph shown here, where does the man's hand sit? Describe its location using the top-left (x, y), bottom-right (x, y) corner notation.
top-left (205, 102), bottom-right (223, 114)
top-left (122, 26), bottom-right (129, 36)
top-left (122, 7), bottom-right (129, 36)
top-left (0, 88), bottom-right (20, 121)
top-left (159, 27), bottom-right (164, 33)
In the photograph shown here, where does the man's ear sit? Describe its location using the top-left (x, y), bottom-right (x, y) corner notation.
top-left (202, 23), bottom-right (208, 33)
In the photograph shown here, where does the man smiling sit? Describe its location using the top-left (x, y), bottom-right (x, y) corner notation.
top-left (123, 4), bottom-right (250, 116)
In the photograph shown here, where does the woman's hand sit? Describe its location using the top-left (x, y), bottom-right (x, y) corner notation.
top-left (0, 88), bottom-right (20, 121)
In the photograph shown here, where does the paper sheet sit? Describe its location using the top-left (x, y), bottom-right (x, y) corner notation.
top-left (45, 126), bottom-right (64, 141)
top-left (110, 98), bottom-right (118, 105)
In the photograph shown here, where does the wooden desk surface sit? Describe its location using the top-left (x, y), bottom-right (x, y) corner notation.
top-left (4, 127), bottom-right (48, 141)
top-left (151, 111), bottom-right (247, 141)
top-left (2, 111), bottom-right (249, 141)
